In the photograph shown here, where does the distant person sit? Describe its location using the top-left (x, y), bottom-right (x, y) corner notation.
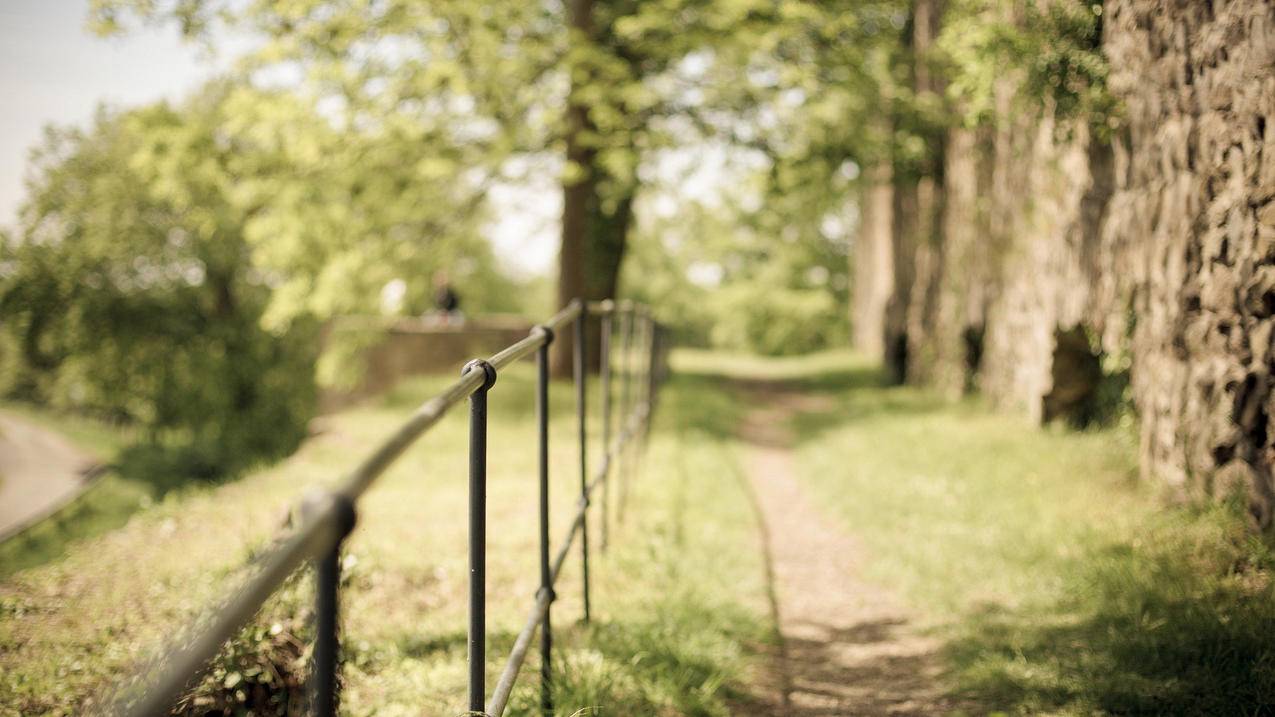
top-left (433, 271), bottom-right (463, 325)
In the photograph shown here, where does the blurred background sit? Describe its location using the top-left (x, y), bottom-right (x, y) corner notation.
top-left (4, 0), bottom-right (1275, 713)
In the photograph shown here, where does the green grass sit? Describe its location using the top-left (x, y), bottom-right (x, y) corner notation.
top-left (734, 349), bottom-right (1275, 715)
top-left (0, 405), bottom-right (148, 579)
top-left (0, 365), bottom-right (772, 716)
top-left (11, 347), bottom-right (1272, 716)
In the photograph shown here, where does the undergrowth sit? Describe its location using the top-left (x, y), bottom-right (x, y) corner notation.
top-left (1, 365), bottom-right (770, 716)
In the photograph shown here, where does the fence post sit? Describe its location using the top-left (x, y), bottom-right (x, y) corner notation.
top-left (533, 325), bottom-right (555, 717)
top-left (598, 304), bottom-right (613, 552)
top-left (464, 358), bottom-right (498, 714)
top-left (571, 300), bottom-right (591, 623)
top-left (617, 303), bottom-right (635, 523)
top-left (647, 322), bottom-right (661, 415)
top-left (631, 311), bottom-right (651, 491)
top-left (307, 492), bottom-right (357, 717)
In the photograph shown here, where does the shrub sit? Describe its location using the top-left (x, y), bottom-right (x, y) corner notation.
top-left (0, 97), bottom-right (317, 480)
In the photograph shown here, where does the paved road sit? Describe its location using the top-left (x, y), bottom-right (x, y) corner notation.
top-left (0, 411), bottom-right (99, 541)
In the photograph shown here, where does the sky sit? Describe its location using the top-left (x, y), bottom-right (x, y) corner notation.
top-left (0, 0), bottom-right (561, 277)
top-left (0, 1), bottom-right (225, 229)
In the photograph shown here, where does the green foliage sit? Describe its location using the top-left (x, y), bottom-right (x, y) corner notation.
top-left (0, 94), bottom-right (317, 478)
top-left (710, 284), bottom-right (843, 356)
top-left (90, 1), bottom-right (544, 324)
top-left (624, 184), bottom-right (850, 356)
top-left (939, 1), bottom-right (1118, 137)
top-left (89, 0), bottom-right (902, 329)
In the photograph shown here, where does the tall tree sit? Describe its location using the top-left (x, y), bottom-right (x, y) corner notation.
top-left (555, 0), bottom-right (597, 374)
top-left (91, 0), bottom-right (559, 326)
top-left (0, 92), bottom-right (318, 477)
top-left (94, 0), bottom-right (812, 368)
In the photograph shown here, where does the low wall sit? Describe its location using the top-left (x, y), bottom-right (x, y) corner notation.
top-left (320, 315), bottom-right (533, 411)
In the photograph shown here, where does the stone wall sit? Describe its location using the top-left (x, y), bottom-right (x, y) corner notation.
top-left (1102, 0), bottom-right (1275, 516)
top-left (319, 316), bottom-right (532, 411)
top-left (854, 0), bottom-right (1275, 520)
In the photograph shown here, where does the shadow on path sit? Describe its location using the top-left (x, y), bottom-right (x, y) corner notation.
top-left (728, 381), bottom-right (958, 716)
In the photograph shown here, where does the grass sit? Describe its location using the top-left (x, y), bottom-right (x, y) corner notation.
top-left (719, 349), bottom-right (1275, 716)
top-left (0, 405), bottom-right (147, 578)
top-left (0, 402), bottom-right (289, 579)
top-left (10, 346), bottom-right (1274, 716)
top-left (0, 364), bottom-right (773, 716)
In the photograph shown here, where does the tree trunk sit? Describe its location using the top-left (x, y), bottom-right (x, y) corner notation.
top-left (1102, 0), bottom-right (1275, 525)
top-left (553, 0), bottom-right (596, 377)
top-left (852, 161), bottom-right (894, 360)
top-left (553, 0), bottom-right (637, 376)
top-left (883, 0), bottom-right (945, 384)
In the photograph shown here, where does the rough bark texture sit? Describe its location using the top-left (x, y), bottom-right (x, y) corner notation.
top-left (1103, 0), bottom-right (1275, 518)
top-left (884, 180), bottom-right (918, 384)
top-left (883, 0), bottom-right (945, 385)
top-left (978, 115), bottom-right (1108, 423)
top-left (904, 174), bottom-right (945, 385)
top-left (554, 0), bottom-right (596, 378)
top-left (928, 125), bottom-right (984, 398)
top-left (554, 0), bottom-right (632, 377)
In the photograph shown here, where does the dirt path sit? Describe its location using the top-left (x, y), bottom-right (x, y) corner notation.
top-left (0, 411), bottom-right (100, 541)
top-left (735, 384), bottom-right (952, 716)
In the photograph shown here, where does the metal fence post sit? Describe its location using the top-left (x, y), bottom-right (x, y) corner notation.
top-left (533, 326), bottom-right (554, 717)
top-left (571, 300), bottom-right (591, 623)
top-left (598, 306), bottom-right (613, 552)
top-left (631, 312), bottom-right (650, 489)
top-left (464, 358), bottom-right (498, 714)
top-left (617, 303), bottom-right (635, 523)
top-left (645, 315), bottom-right (655, 419)
top-left (647, 322), bottom-right (661, 415)
top-left (114, 301), bottom-right (662, 717)
top-left (308, 492), bottom-right (357, 717)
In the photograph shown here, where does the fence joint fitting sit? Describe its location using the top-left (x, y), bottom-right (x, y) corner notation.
top-left (301, 489), bottom-right (358, 542)
top-left (532, 324), bottom-right (555, 346)
top-left (463, 358), bottom-right (498, 392)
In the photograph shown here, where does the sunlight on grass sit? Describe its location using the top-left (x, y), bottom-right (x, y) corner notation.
top-left (672, 347), bottom-right (877, 385)
top-left (0, 366), bottom-right (772, 715)
top-left (10, 348), bottom-right (1273, 715)
top-left (782, 354), bottom-right (1275, 715)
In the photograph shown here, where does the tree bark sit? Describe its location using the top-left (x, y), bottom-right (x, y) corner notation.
top-left (553, 0), bottom-right (597, 377)
top-left (883, 0), bottom-right (945, 384)
top-left (852, 161), bottom-right (894, 360)
top-left (553, 0), bottom-right (636, 376)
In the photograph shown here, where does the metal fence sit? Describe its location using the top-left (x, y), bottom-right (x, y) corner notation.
top-left (117, 298), bottom-right (666, 717)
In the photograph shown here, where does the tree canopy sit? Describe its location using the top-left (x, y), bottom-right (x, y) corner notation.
top-left (0, 0), bottom-right (1119, 476)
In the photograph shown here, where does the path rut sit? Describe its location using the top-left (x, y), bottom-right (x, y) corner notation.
top-left (735, 384), bottom-right (952, 716)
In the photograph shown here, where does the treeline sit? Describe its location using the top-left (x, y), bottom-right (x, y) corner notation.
top-left (2, 0), bottom-right (887, 473)
top-left (0, 83), bottom-right (519, 477)
top-left (9, 0), bottom-right (1266, 504)
top-left (850, 1), bottom-right (1275, 525)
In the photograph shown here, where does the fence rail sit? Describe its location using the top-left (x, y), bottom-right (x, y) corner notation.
top-left (117, 298), bottom-right (666, 717)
